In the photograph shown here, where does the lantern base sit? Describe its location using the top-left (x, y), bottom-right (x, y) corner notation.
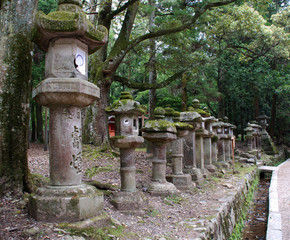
top-left (183, 167), bottom-right (205, 186)
top-left (166, 174), bottom-right (194, 191)
top-left (148, 181), bottom-right (178, 196)
top-left (29, 184), bottom-right (104, 222)
top-left (205, 164), bottom-right (218, 173)
top-left (111, 191), bottom-right (147, 215)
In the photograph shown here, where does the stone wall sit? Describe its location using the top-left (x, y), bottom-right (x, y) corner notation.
top-left (187, 170), bottom-right (258, 240)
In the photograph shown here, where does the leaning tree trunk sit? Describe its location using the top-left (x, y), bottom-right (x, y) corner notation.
top-left (0, 0), bottom-right (38, 195)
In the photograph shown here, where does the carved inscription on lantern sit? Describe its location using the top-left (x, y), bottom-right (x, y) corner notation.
top-left (63, 108), bottom-right (73, 119)
top-left (71, 152), bottom-right (82, 173)
top-left (72, 126), bottom-right (81, 149)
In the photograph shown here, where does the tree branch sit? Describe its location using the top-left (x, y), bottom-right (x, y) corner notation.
top-left (108, 0), bottom-right (139, 20)
top-left (114, 0), bottom-right (237, 64)
top-left (114, 71), bottom-right (186, 90)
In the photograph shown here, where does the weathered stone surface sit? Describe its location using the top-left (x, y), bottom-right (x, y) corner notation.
top-left (142, 109), bottom-right (178, 196)
top-left (111, 191), bottom-right (147, 214)
top-left (35, 2), bottom-right (108, 53)
top-left (106, 93), bottom-right (146, 212)
top-left (33, 78), bottom-right (100, 107)
top-left (184, 167), bottom-right (204, 185)
top-left (29, 185), bottom-right (104, 222)
top-left (166, 174), bottom-right (193, 190)
top-left (148, 181), bottom-right (178, 196)
top-left (109, 135), bottom-right (144, 149)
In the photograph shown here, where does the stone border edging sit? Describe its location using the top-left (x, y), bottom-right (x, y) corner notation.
top-left (198, 170), bottom-right (258, 240)
top-left (266, 160), bottom-right (290, 240)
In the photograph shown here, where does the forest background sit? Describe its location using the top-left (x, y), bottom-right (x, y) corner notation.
top-left (31, 0), bottom-right (289, 146)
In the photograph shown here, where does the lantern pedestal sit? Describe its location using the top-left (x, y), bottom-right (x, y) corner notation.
top-left (29, 185), bottom-right (104, 222)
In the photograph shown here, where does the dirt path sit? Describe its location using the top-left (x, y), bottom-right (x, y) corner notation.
top-left (0, 143), bottom-right (256, 240)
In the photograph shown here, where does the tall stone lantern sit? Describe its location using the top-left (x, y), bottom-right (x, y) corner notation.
top-left (142, 107), bottom-right (178, 196)
top-left (166, 111), bottom-right (194, 190)
top-left (105, 92), bottom-right (147, 213)
top-left (244, 123), bottom-right (255, 151)
top-left (257, 113), bottom-right (275, 155)
top-left (29, 0), bottom-right (108, 222)
top-left (180, 107), bottom-right (203, 185)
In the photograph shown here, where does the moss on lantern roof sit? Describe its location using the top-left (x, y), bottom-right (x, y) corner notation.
top-left (105, 93), bottom-right (146, 115)
top-left (141, 120), bottom-right (177, 133)
top-left (192, 108), bottom-right (210, 117)
top-left (172, 122), bottom-right (193, 130)
top-left (120, 92), bottom-right (133, 100)
top-left (34, 7), bottom-right (108, 53)
top-left (164, 107), bottom-right (175, 116)
top-left (154, 107), bottom-right (165, 119)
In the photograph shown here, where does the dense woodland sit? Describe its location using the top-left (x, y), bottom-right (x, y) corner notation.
top-left (0, 0), bottom-right (289, 193)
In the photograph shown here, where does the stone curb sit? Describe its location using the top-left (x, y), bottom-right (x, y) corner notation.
top-left (265, 160), bottom-right (290, 240)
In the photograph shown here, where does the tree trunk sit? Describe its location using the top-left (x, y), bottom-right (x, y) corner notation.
top-left (181, 73), bottom-right (188, 111)
top-left (36, 102), bottom-right (43, 142)
top-left (217, 65), bottom-right (225, 118)
top-left (93, 81), bottom-right (111, 145)
top-left (0, 0), bottom-right (38, 195)
top-left (270, 93), bottom-right (277, 139)
top-left (148, 0), bottom-right (156, 119)
top-left (31, 102), bottom-right (36, 142)
top-left (254, 95), bottom-right (259, 119)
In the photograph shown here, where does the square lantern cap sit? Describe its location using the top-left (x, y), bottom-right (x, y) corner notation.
top-left (34, 0), bottom-right (108, 54)
top-left (105, 92), bottom-right (147, 116)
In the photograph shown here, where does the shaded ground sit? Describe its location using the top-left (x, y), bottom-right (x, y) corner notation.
top-left (0, 143), bottom-right (257, 240)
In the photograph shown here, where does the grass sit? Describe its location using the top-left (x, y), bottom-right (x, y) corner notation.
top-left (85, 165), bottom-right (114, 178)
top-left (229, 173), bottom-right (259, 240)
top-left (163, 194), bottom-right (185, 206)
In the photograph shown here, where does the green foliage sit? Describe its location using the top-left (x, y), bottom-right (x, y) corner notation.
top-left (38, 0), bottom-right (57, 14)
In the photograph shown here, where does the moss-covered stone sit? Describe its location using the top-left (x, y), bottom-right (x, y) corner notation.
top-left (142, 120), bottom-right (177, 133)
top-left (105, 98), bottom-right (146, 115)
top-left (119, 92), bottom-right (133, 100)
top-left (172, 122), bottom-right (193, 130)
top-left (34, 2), bottom-right (108, 53)
top-left (164, 107), bottom-right (175, 116)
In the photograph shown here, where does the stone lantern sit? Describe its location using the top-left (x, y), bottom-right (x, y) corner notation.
top-left (214, 119), bottom-right (230, 169)
top-left (190, 100), bottom-right (211, 177)
top-left (180, 106), bottom-right (203, 185)
top-left (166, 112), bottom-right (194, 190)
top-left (202, 107), bottom-right (217, 173)
top-left (164, 106), bottom-right (175, 163)
top-left (248, 121), bottom-right (262, 158)
top-left (211, 118), bottom-right (219, 165)
top-left (257, 112), bottom-right (269, 130)
top-left (223, 117), bottom-right (232, 163)
top-left (257, 113), bottom-right (275, 155)
top-left (244, 123), bottom-right (254, 151)
top-left (142, 107), bottom-right (178, 196)
top-left (29, 0), bottom-right (108, 222)
top-left (105, 92), bottom-right (146, 213)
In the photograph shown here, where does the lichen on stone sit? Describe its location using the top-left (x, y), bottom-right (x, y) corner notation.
top-left (105, 93), bottom-right (146, 115)
top-left (142, 120), bottom-right (177, 133)
top-left (172, 122), bottom-right (193, 130)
